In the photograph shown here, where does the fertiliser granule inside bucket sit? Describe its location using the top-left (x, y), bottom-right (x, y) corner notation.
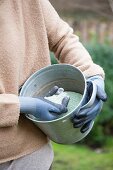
top-left (45, 91), bottom-right (82, 117)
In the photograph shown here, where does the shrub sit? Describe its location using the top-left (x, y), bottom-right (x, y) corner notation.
top-left (50, 52), bottom-right (58, 64)
top-left (82, 43), bottom-right (113, 147)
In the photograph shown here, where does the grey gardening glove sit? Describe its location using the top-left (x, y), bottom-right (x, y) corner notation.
top-left (19, 86), bottom-right (69, 121)
top-left (72, 75), bottom-right (107, 133)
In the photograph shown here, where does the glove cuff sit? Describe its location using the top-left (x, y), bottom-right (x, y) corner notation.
top-left (87, 75), bottom-right (105, 90)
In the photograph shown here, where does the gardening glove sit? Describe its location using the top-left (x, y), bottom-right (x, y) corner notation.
top-left (19, 86), bottom-right (69, 121)
top-left (72, 75), bottom-right (107, 133)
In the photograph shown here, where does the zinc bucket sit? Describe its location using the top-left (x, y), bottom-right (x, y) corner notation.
top-left (20, 64), bottom-right (96, 144)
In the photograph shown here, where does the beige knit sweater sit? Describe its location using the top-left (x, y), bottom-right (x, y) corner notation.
top-left (0, 0), bottom-right (104, 163)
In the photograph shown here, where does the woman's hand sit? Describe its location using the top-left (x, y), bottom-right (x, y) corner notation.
top-left (72, 76), bottom-right (107, 133)
top-left (19, 86), bottom-right (69, 121)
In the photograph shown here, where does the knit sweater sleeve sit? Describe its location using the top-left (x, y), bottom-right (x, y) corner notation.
top-left (0, 94), bottom-right (20, 127)
top-left (40, 0), bottom-right (105, 78)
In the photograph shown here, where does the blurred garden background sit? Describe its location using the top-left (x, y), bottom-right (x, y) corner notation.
top-left (49, 0), bottom-right (113, 169)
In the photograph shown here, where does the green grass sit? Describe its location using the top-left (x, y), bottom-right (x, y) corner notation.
top-left (52, 142), bottom-right (113, 170)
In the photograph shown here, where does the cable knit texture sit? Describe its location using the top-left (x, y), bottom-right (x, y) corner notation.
top-left (0, 0), bottom-right (104, 163)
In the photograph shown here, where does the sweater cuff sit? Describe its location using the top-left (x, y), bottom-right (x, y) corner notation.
top-left (0, 94), bottom-right (20, 127)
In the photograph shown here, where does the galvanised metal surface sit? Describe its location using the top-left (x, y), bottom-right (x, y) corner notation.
top-left (20, 64), bottom-right (96, 144)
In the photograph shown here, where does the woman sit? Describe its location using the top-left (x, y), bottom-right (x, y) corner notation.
top-left (0, 0), bottom-right (107, 169)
